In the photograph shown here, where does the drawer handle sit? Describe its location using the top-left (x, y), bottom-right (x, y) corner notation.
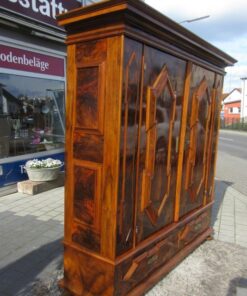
top-left (123, 252), bottom-right (147, 281)
top-left (123, 244), bottom-right (160, 281)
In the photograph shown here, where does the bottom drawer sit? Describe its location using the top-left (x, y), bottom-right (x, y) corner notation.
top-left (178, 210), bottom-right (211, 248)
top-left (122, 233), bottom-right (177, 283)
top-left (116, 209), bottom-right (211, 295)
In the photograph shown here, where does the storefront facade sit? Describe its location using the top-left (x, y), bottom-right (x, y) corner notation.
top-left (0, 0), bottom-right (98, 188)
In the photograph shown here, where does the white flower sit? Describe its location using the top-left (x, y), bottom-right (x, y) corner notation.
top-left (25, 158), bottom-right (62, 169)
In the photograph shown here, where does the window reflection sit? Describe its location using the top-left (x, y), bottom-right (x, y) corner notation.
top-left (0, 74), bottom-right (65, 158)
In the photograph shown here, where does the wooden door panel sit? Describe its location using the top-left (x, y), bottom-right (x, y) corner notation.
top-left (179, 65), bottom-right (215, 218)
top-left (184, 77), bottom-right (211, 202)
top-left (116, 38), bottom-right (143, 256)
top-left (141, 66), bottom-right (176, 225)
top-left (136, 46), bottom-right (186, 242)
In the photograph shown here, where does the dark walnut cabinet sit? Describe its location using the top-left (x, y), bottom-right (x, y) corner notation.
top-left (57, 1), bottom-right (236, 295)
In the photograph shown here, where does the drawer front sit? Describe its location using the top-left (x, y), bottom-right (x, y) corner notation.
top-left (178, 210), bottom-right (211, 248)
top-left (122, 234), bottom-right (178, 284)
top-left (116, 209), bottom-right (211, 295)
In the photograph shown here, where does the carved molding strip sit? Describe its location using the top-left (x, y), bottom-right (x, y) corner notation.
top-left (119, 52), bottom-right (136, 235)
top-left (203, 79), bottom-right (221, 204)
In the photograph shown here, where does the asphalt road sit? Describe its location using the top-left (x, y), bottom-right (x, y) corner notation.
top-left (218, 130), bottom-right (247, 159)
top-left (216, 129), bottom-right (247, 196)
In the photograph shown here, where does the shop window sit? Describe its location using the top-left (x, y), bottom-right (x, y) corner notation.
top-left (0, 73), bottom-right (65, 158)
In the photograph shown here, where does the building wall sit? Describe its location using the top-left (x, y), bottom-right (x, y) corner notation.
top-left (0, 0), bottom-right (81, 187)
top-left (0, 0), bottom-right (102, 187)
top-left (224, 101), bottom-right (241, 124)
top-left (241, 78), bottom-right (247, 119)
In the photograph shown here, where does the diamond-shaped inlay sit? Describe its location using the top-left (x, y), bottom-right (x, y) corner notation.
top-left (141, 65), bottom-right (176, 226)
top-left (185, 77), bottom-right (212, 202)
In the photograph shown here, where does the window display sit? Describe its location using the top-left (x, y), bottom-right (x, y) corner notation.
top-left (0, 73), bottom-right (65, 158)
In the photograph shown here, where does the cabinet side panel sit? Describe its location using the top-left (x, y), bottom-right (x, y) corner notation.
top-left (116, 37), bottom-right (143, 256)
top-left (68, 39), bottom-right (107, 254)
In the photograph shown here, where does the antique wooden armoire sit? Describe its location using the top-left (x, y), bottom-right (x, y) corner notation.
top-left (57, 1), bottom-right (236, 295)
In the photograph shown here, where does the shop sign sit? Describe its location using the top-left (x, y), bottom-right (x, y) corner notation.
top-left (0, 44), bottom-right (64, 77)
top-left (1, 0), bottom-right (81, 29)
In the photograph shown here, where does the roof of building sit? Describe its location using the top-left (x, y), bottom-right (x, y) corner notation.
top-left (222, 88), bottom-right (242, 104)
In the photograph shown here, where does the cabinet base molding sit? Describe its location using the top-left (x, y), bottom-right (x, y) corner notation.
top-left (127, 228), bottom-right (212, 296)
top-left (60, 216), bottom-right (212, 296)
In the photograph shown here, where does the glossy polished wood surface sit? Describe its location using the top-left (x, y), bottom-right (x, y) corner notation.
top-left (179, 65), bottom-right (217, 218)
top-left (136, 46), bottom-right (186, 242)
top-left (57, 0), bottom-right (236, 295)
top-left (117, 37), bottom-right (142, 255)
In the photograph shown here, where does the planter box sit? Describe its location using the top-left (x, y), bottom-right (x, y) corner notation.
top-left (26, 166), bottom-right (63, 182)
top-left (17, 172), bottom-right (64, 195)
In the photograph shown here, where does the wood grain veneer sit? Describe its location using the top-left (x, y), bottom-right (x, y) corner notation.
top-left (57, 1), bottom-right (236, 295)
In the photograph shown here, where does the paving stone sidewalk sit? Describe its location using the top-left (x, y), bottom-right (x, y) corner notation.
top-left (0, 182), bottom-right (246, 295)
top-left (213, 180), bottom-right (247, 247)
top-left (0, 187), bottom-right (64, 296)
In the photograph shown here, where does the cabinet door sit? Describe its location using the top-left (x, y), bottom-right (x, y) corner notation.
top-left (116, 38), bottom-right (143, 255)
top-left (204, 74), bottom-right (224, 204)
top-left (136, 46), bottom-right (186, 243)
top-left (179, 65), bottom-right (217, 218)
